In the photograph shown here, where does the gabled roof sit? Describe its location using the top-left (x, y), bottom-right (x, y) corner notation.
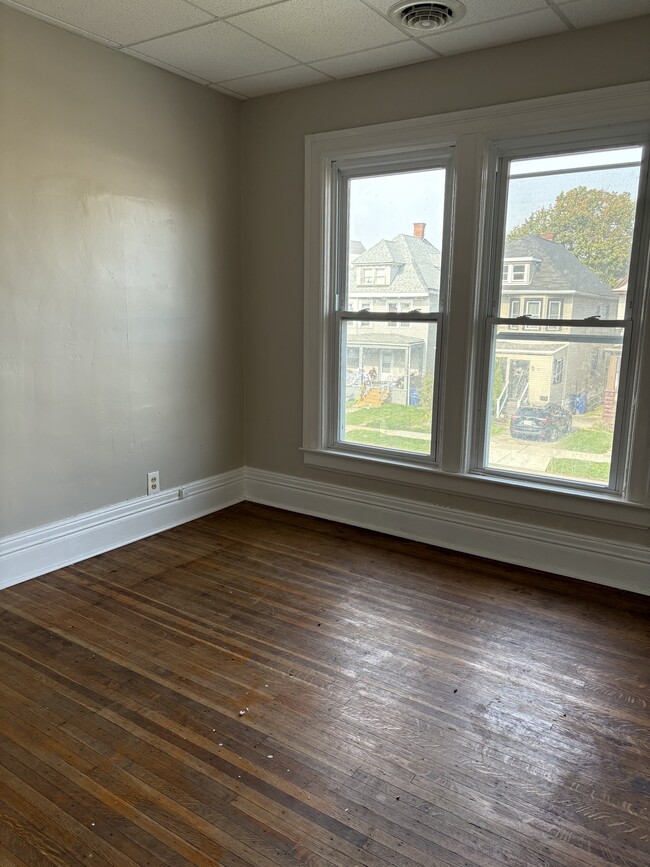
top-left (504, 235), bottom-right (614, 297)
top-left (351, 233), bottom-right (441, 296)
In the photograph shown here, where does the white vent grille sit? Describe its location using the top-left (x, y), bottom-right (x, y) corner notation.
top-left (388, 1), bottom-right (466, 33)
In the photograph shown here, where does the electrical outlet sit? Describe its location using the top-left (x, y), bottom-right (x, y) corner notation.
top-left (147, 471), bottom-right (160, 495)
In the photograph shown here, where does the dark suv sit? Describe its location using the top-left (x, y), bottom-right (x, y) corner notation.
top-left (510, 403), bottom-right (573, 441)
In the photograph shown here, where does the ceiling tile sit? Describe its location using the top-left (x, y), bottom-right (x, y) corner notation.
top-left (189, 0), bottom-right (290, 17)
top-left (312, 40), bottom-right (434, 79)
top-left (231, 0), bottom-right (408, 62)
top-left (420, 8), bottom-right (567, 55)
top-left (6, 0), bottom-right (213, 46)
top-left (558, 0), bottom-right (650, 27)
top-left (364, 0), bottom-right (550, 30)
top-left (130, 20), bottom-right (295, 82)
top-left (218, 65), bottom-right (331, 98)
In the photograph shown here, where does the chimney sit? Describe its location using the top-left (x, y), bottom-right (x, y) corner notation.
top-left (413, 222), bottom-right (426, 241)
top-left (540, 233), bottom-right (555, 241)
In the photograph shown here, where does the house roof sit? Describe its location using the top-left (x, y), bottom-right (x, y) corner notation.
top-left (347, 332), bottom-right (425, 347)
top-left (497, 340), bottom-right (568, 353)
top-left (504, 235), bottom-right (614, 298)
top-left (351, 234), bottom-right (441, 297)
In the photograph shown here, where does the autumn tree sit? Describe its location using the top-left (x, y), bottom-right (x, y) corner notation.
top-left (508, 186), bottom-right (636, 286)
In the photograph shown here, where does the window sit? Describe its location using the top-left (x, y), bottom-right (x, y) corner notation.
top-left (304, 84), bottom-right (650, 510)
top-left (333, 159), bottom-right (451, 459)
top-left (502, 262), bottom-right (533, 283)
top-left (524, 298), bottom-right (542, 329)
top-left (358, 266), bottom-right (388, 286)
top-left (481, 142), bottom-right (645, 490)
top-left (547, 299), bottom-right (562, 331)
top-left (509, 297), bottom-right (521, 329)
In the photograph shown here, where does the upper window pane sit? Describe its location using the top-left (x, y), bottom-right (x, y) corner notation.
top-left (500, 146), bottom-right (643, 318)
top-left (346, 168), bottom-right (446, 313)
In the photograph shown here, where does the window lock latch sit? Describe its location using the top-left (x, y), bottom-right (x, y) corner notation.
top-left (583, 315), bottom-right (601, 321)
top-left (514, 314), bottom-right (532, 321)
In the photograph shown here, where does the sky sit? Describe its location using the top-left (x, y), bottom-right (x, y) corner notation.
top-left (348, 147), bottom-right (643, 251)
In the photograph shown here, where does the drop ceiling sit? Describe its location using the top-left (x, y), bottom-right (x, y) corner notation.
top-left (3, 0), bottom-right (650, 99)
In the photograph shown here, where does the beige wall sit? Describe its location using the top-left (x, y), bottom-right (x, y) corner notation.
top-left (241, 17), bottom-right (650, 545)
top-left (0, 5), bottom-right (242, 536)
top-left (2, 3), bottom-right (649, 549)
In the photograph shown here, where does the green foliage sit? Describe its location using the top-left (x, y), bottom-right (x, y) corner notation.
top-left (546, 457), bottom-right (610, 482)
top-left (508, 186), bottom-right (636, 286)
top-left (419, 373), bottom-right (434, 418)
top-left (492, 361), bottom-right (505, 414)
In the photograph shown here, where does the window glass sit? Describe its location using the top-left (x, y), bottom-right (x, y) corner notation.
top-left (346, 169), bottom-right (445, 314)
top-left (341, 321), bottom-right (437, 456)
top-left (336, 164), bottom-right (448, 460)
top-left (501, 146), bottom-right (642, 318)
top-left (483, 144), bottom-right (644, 489)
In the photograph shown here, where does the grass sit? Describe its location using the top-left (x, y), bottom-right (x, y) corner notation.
top-left (558, 429), bottom-right (613, 454)
top-left (546, 457), bottom-right (610, 483)
top-left (345, 404), bottom-right (430, 433)
top-left (344, 429), bottom-right (430, 454)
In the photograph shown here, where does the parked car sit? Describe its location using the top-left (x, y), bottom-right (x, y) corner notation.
top-left (510, 403), bottom-right (573, 441)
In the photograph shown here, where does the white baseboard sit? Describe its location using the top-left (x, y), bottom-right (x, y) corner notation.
top-left (0, 469), bottom-right (245, 590)
top-left (2, 465), bottom-right (647, 596)
top-left (244, 468), bottom-right (650, 597)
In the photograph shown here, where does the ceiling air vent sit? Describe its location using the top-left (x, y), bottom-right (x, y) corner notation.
top-left (388, 1), bottom-right (466, 33)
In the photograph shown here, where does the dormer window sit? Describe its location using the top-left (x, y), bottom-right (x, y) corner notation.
top-left (502, 262), bottom-right (531, 284)
top-left (358, 266), bottom-right (388, 286)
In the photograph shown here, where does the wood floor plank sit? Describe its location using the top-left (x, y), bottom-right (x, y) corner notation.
top-left (1, 502), bottom-right (648, 865)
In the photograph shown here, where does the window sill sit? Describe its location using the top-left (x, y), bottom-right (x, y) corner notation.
top-left (302, 447), bottom-right (650, 530)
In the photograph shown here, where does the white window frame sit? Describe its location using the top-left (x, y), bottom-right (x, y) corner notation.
top-left (503, 262), bottom-right (531, 283)
top-left (304, 82), bottom-right (650, 527)
top-left (524, 298), bottom-right (543, 330)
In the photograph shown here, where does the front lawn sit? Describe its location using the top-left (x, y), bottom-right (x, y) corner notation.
top-left (345, 404), bottom-right (430, 433)
top-left (345, 429), bottom-right (430, 454)
top-left (558, 429), bottom-right (613, 454)
top-left (546, 457), bottom-right (610, 482)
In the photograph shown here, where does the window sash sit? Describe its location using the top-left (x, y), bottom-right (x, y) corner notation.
top-left (473, 135), bottom-right (649, 495)
top-left (327, 151), bottom-right (454, 464)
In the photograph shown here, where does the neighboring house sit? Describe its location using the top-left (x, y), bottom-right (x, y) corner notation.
top-left (496, 234), bottom-right (619, 415)
top-left (346, 223), bottom-right (441, 404)
top-left (347, 228), bottom-right (620, 416)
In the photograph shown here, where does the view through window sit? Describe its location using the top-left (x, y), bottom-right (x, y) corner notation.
top-left (484, 146), bottom-right (643, 486)
top-left (339, 166), bottom-right (448, 458)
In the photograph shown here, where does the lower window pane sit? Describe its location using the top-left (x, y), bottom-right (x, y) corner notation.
top-left (486, 326), bottom-right (624, 485)
top-left (341, 320), bottom-right (436, 455)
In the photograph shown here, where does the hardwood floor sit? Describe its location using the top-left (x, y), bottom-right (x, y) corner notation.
top-left (0, 502), bottom-right (648, 866)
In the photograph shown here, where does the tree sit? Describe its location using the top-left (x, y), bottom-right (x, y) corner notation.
top-left (508, 186), bottom-right (636, 286)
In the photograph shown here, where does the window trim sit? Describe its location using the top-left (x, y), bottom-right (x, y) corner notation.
top-left (304, 81), bottom-right (650, 517)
